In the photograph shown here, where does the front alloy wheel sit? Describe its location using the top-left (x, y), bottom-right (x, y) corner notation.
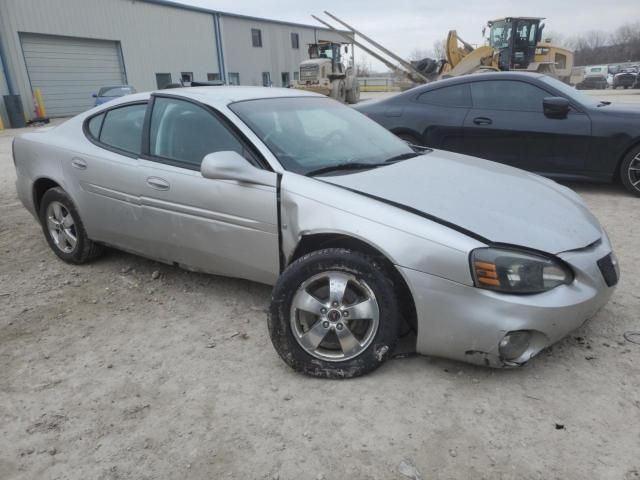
top-left (269, 249), bottom-right (399, 378)
top-left (290, 271), bottom-right (380, 362)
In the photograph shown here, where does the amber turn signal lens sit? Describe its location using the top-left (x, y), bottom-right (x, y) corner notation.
top-left (474, 261), bottom-right (500, 287)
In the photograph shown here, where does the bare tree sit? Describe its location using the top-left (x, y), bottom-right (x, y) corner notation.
top-left (409, 48), bottom-right (432, 61)
top-left (571, 22), bottom-right (640, 65)
top-left (432, 39), bottom-right (447, 60)
top-left (356, 55), bottom-right (372, 77)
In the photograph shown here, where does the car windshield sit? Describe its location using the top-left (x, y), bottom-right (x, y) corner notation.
top-left (230, 97), bottom-right (414, 175)
top-left (539, 76), bottom-right (603, 108)
top-left (98, 86), bottom-right (134, 97)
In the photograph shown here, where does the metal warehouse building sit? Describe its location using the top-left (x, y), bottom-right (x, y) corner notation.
top-left (0, 0), bottom-right (351, 122)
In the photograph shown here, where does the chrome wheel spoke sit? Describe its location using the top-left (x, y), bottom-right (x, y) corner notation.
top-left (46, 216), bottom-right (58, 231)
top-left (61, 213), bottom-right (74, 228)
top-left (62, 229), bottom-right (77, 247)
top-left (294, 290), bottom-right (326, 316)
top-left (299, 320), bottom-right (329, 351)
top-left (336, 324), bottom-right (362, 357)
top-left (343, 298), bottom-right (376, 320)
top-left (51, 202), bottom-right (63, 221)
top-left (329, 273), bottom-right (349, 305)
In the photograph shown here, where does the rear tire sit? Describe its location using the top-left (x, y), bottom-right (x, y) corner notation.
top-left (39, 187), bottom-right (102, 264)
top-left (268, 249), bottom-right (399, 378)
top-left (620, 145), bottom-right (640, 197)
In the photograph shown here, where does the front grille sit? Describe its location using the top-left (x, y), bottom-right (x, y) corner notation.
top-left (597, 253), bottom-right (619, 287)
top-left (300, 64), bottom-right (319, 81)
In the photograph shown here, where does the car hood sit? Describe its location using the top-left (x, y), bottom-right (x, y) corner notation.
top-left (322, 151), bottom-right (603, 254)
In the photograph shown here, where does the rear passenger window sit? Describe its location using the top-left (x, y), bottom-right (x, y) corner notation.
top-left (87, 113), bottom-right (104, 139)
top-left (417, 84), bottom-right (471, 107)
top-left (89, 103), bottom-right (147, 155)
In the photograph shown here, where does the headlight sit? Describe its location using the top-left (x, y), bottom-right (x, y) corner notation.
top-left (471, 247), bottom-right (573, 294)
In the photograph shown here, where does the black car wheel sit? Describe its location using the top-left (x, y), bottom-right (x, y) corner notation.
top-left (268, 249), bottom-right (399, 378)
top-left (620, 146), bottom-right (640, 197)
top-left (39, 187), bottom-right (103, 263)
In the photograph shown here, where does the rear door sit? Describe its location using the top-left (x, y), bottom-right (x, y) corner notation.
top-left (137, 95), bottom-right (279, 284)
top-left (464, 79), bottom-right (592, 174)
top-left (411, 83), bottom-right (471, 151)
top-left (65, 102), bottom-right (147, 251)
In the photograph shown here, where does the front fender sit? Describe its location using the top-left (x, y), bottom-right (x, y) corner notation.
top-left (280, 173), bottom-right (485, 287)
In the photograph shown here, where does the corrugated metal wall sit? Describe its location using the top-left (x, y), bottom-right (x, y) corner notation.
top-left (220, 16), bottom-right (350, 88)
top-left (0, 0), bottom-right (219, 118)
top-left (0, 59), bottom-right (8, 126)
top-left (0, 0), bottom-right (353, 120)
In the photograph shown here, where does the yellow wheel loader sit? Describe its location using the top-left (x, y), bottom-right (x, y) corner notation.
top-left (442, 18), bottom-right (574, 82)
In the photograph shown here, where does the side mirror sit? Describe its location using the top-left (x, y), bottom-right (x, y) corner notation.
top-left (92, 93), bottom-right (97, 98)
top-left (543, 97), bottom-right (570, 119)
top-left (200, 151), bottom-right (276, 186)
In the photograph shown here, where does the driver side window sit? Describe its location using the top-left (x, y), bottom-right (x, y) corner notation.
top-left (149, 97), bottom-right (250, 169)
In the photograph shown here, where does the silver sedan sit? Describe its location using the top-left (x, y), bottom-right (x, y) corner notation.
top-left (13, 87), bottom-right (619, 378)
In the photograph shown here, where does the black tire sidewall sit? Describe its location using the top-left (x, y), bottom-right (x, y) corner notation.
top-left (620, 146), bottom-right (640, 197)
top-left (39, 188), bottom-right (93, 263)
top-left (269, 249), bottom-right (399, 378)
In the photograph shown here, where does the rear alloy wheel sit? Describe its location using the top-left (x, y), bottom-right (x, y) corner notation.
top-left (269, 249), bottom-right (399, 378)
top-left (39, 187), bottom-right (102, 263)
top-left (620, 147), bottom-right (640, 197)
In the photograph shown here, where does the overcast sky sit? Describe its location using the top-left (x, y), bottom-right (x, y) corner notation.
top-left (173, 0), bottom-right (638, 69)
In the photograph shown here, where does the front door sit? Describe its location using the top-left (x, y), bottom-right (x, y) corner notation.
top-left (138, 95), bottom-right (280, 284)
top-left (464, 79), bottom-right (592, 174)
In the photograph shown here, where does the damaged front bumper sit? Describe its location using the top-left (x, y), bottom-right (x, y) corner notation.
top-left (399, 238), bottom-right (617, 367)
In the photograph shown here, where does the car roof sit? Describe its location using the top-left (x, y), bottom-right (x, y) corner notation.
top-left (158, 86), bottom-right (322, 104)
top-left (98, 86), bottom-right (323, 110)
top-left (392, 71), bottom-right (547, 98)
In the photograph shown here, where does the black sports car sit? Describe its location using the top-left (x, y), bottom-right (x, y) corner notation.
top-left (355, 72), bottom-right (640, 196)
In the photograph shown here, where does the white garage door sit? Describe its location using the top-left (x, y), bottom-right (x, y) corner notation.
top-left (20, 33), bottom-right (126, 117)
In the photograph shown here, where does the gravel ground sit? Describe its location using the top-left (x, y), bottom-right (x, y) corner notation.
top-left (1, 100), bottom-right (639, 479)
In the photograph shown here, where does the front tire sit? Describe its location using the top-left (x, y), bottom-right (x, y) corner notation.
top-left (330, 80), bottom-right (346, 103)
top-left (620, 145), bottom-right (640, 197)
top-left (268, 249), bottom-right (399, 378)
top-left (39, 187), bottom-right (102, 264)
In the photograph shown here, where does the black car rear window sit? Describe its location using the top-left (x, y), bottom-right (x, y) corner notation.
top-left (417, 84), bottom-right (471, 108)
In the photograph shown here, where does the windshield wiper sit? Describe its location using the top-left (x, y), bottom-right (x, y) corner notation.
top-left (305, 162), bottom-right (386, 177)
top-left (384, 152), bottom-right (422, 163)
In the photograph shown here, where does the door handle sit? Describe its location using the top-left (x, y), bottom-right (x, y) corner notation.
top-left (146, 176), bottom-right (170, 191)
top-left (71, 157), bottom-right (87, 169)
top-left (473, 117), bottom-right (493, 125)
